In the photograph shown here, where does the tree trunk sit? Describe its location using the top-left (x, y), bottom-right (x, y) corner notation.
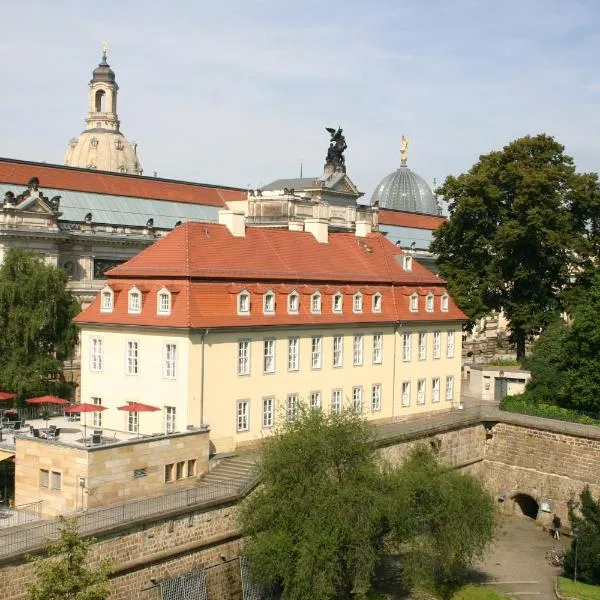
top-left (515, 329), bottom-right (526, 362)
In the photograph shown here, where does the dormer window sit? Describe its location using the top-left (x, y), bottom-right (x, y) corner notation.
top-left (311, 292), bottom-right (322, 314)
top-left (353, 292), bottom-right (363, 314)
top-left (410, 293), bottom-right (419, 313)
top-left (426, 294), bottom-right (434, 312)
top-left (263, 291), bottom-right (275, 315)
top-left (402, 255), bottom-right (413, 272)
top-left (128, 288), bottom-right (142, 314)
top-left (333, 292), bottom-right (343, 314)
top-left (372, 293), bottom-right (382, 313)
top-left (100, 287), bottom-right (114, 313)
top-left (288, 292), bottom-right (299, 314)
top-left (441, 294), bottom-right (449, 312)
top-left (238, 290), bottom-right (250, 315)
top-left (157, 288), bottom-right (171, 316)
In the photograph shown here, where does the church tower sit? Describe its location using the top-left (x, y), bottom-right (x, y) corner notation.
top-left (64, 44), bottom-right (143, 175)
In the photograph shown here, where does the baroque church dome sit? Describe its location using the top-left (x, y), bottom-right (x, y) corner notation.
top-left (64, 47), bottom-right (142, 175)
top-left (371, 138), bottom-right (440, 215)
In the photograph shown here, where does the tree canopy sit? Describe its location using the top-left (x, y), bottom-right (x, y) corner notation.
top-left (239, 407), bottom-right (495, 600)
top-left (0, 249), bottom-right (79, 400)
top-left (431, 134), bottom-right (600, 359)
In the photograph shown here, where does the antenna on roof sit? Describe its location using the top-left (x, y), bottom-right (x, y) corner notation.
top-left (300, 160), bottom-right (303, 179)
top-left (153, 171), bottom-right (157, 177)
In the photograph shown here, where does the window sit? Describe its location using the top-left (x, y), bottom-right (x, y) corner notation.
top-left (165, 463), bottom-right (174, 483)
top-left (331, 389), bottom-right (342, 414)
top-left (165, 406), bottom-right (176, 434)
top-left (441, 294), bottom-right (449, 312)
top-left (263, 339), bottom-right (275, 373)
top-left (164, 343), bottom-right (177, 378)
top-left (333, 335), bottom-right (343, 368)
top-left (90, 337), bottom-right (103, 372)
top-left (401, 381), bottom-right (411, 407)
top-left (353, 292), bottom-right (363, 313)
top-left (372, 293), bottom-right (382, 313)
top-left (238, 291), bottom-right (250, 315)
top-left (403, 255), bottom-right (413, 271)
top-left (263, 291), bottom-right (275, 314)
top-left (372, 334), bottom-right (383, 364)
top-left (418, 332), bottom-right (427, 361)
top-left (311, 292), bottom-right (322, 314)
top-left (352, 386), bottom-right (363, 412)
top-left (371, 384), bottom-right (382, 412)
top-left (426, 294), bottom-right (434, 312)
top-left (40, 469), bottom-right (49, 488)
top-left (288, 292), bottom-right (299, 314)
top-left (237, 400), bottom-right (249, 432)
top-left (402, 332), bottom-right (412, 362)
top-left (158, 290), bottom-right (171, 315)
top-left (286, 394), bottom-right (299, 421)
top-left (410, 293), bottom-right (418, 312)
top-left (100, 289), bottom-right (113, 312)
top-left (128, 408), bottom-right (139, 433)
top-left (433, 331), bottom-right (441, 359)
top-left (237, 340), bottom-right (250, 375)
top-left (262, 397), bottom-right (274, 428)
top-left (417, 379), bottom-right (426, 405)
top-left (51, 471), bottom-right (62, 491)
top-left (92, 397), bottom-right (102, 427)
top-left (126, 341), bottom-right (139, 375)
top-left (446, 376), bottom-right (454, 401)
top-left (128, 289), bottom-right (141, 314)
top-left (447, 331), bottom-right (455, 358)
top-left (332, 292), bottom-right (343, 313)
top-left (187, 459), bottom-right (196, 477)
top-left (311, 336), bottom-right (322, 369)
top-left (353, 334), bottom-right (364, 366)
top-left (310, 391), bottom-right (321, 409)
top-left (288, 338), bottom-right (299, 371)
top-left (432, 378), bottom-right (440, 403)
top-left (176, 461), bottom-right (185, 480)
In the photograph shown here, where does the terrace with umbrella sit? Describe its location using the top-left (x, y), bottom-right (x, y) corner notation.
top-left (25, 396), bottom-right (69, 428)
top-left (63, 403), bottom-right (108, 444)
top-left (117, 402), bottom-right (160, 437)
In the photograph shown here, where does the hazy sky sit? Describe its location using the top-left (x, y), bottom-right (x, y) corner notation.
top-left (2, 0), bottom-right (600, 199)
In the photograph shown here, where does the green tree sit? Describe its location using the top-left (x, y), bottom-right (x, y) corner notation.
top-left (0, 249), bottom-right (79, 400)
top-left (431, 134), bottom-right (600, 360)
top-left (27, 517), bottom-right (111, 600)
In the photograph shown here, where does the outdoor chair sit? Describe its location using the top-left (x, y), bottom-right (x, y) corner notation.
top-left (92, 432), bottom-right (102, 445)
top-left (32, 428), bottom-right (40, 438)
top-left (49, 428), bottom-right (61, 441)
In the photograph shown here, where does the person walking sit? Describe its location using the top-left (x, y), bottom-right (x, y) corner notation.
top-left (552, 514), bottom-right (561, 540)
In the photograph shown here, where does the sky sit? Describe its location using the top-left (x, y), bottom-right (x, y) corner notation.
top-left (2, 0), bottom-right (600, 199)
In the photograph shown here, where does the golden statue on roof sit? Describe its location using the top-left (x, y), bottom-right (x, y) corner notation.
top-left (400, 135), bottom-right (409, 165)
top-left (101, 40), bottom-right (109, 61)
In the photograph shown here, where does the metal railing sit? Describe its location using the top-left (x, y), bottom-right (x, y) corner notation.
top-left (0, 501), bottom-right (42, 529)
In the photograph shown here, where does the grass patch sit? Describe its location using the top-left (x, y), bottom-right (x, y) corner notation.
top-left (452, 585), bottom-right (509, 600)
top-left (559, 577), bottom-right (600, 600)
top-left (485, 358), bottom-right (521, 367)
top-left (500, 396), bottom-right (600, 425)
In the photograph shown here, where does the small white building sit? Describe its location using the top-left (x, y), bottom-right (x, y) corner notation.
top-left (464, 365), bottom-right (530, 402)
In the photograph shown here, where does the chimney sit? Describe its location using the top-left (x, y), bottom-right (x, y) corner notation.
top-left (218, 210), bottom-right (245, 237)
top-left (355, 220), bottom-right (372, 238)
top-left (304, 218), bottom-right (328, 243)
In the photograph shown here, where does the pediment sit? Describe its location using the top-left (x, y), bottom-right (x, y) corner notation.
top-left (322, 172), bottom-right (362, 197)
top-left (15, 193), bottom-right (56, 215)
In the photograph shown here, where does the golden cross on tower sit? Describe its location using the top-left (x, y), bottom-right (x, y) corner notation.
top-left (101, 40), bottom-right (109, 62)
top-left (400, 135), bottom-right (409, 166)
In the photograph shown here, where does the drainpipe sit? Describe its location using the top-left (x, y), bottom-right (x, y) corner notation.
top-left (392, 322), bottom-right (399, 422)
top-left (199, 329), bottom-right (209, 425)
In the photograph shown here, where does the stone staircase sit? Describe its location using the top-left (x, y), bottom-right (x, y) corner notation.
top-left (198, 455), bottom-right (259, 493)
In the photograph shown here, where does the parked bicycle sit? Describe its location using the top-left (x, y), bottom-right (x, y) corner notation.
top-left (546, 547), bottom-right (566, 567)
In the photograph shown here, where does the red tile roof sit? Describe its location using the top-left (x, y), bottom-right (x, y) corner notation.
top-left (378, 209), bottom-right (446, 230)
top-left (0, 157), bottom-right (245, 207)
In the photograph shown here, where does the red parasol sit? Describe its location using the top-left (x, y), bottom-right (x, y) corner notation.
top-left (27, 395), bottom-right (70, 427)
top-left (64, 403), bottom-right (108, 440)
top-left (117, 402), bottom-right (160, 436)
top-left (0, 392), bottom-right (16, 402)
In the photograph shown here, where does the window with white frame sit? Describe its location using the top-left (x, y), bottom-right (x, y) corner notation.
top-left (353, 334), bottom-right (364, 366)
top-left (165, 405), bottom-right (176, 433)
top-left (164, 343), bottom-right (177, 378)
top-left (352, 386), bottom-right (363, 412)
top-left (418, 332), bottom-right (427, 361)
top-left (447, 331), bottom-right (455, 358)
top-left (263, 291), bottom-right (275, 314)
top-left (410, 293), bottom-right (418, 312)
top-left (126, 341), bottom-right (139, 375)
top-left (432, 377), bottom-right (440, 403)
top-left (371, 383), bottom-right (382, 411)
top-left (311, 336), bottom-right (322, 369)
top-left (333, 335), bottom-right (343, 368)
top-left (90, 337), bottom-right (103, 372)
top-left (372, 293), bottom-right (382, 313)
top-left (403, 255), bottom-right (413, 271)
top-left (441, 294), bottom-right (449, 312)
top-left (426, 294), bottom-right (434, 312)
top-left (372, 334), bottom-right (383, 364)
top-left (446, 376), bottom-right (454, 401)
top-left (417, 379), bottom-right (426, 405)
top-left (237, 290), bottom-right (250, 315)
top-left (402, 332), bottom-right (412, 362)
top-left (401, 381), bottom-right (411, 407)
top-left (311, 292), bottom-right (322, 314)
top-left (263, 339), bottom-right (275, 373)
top-left (286, 394), bottom-right (299, 421)
top-left (333, 292), bottom-right (343, 313)
top-left (433, 331), bottom-right (441, 359)
top-left (288, 292), bottom-right (299, 314)
top-left (100, 289), bottom-right (113, 312)
top-left (262, 397), bottom-right (274, 428)
top-left (92, 396), bottom-right (102, 427)
top-left (237, 400), bottom-right (249, 432)
top-left (237, 340), bottom-right (250, 375)
top-left (128, 289), bottom-right (141, 314)
top-left (128, 406), bottom-right (139, 433)
top-left (288, 337), bottom-right (299, 371)
top-left (331, 389), bottom-right (342, 414)
top-left (310, 391), bottom-right (321, 409)
top-left (353, 293), bottom-right (363, 313)
top-left (158, 290), bottom-right (171, 315)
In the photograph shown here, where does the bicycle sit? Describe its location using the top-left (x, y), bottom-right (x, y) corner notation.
top-left (546, 547), bottom-right (566, 567)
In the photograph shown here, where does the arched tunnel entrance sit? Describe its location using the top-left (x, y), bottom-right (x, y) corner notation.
top-left (511, 493), bottom-right (539, 519)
